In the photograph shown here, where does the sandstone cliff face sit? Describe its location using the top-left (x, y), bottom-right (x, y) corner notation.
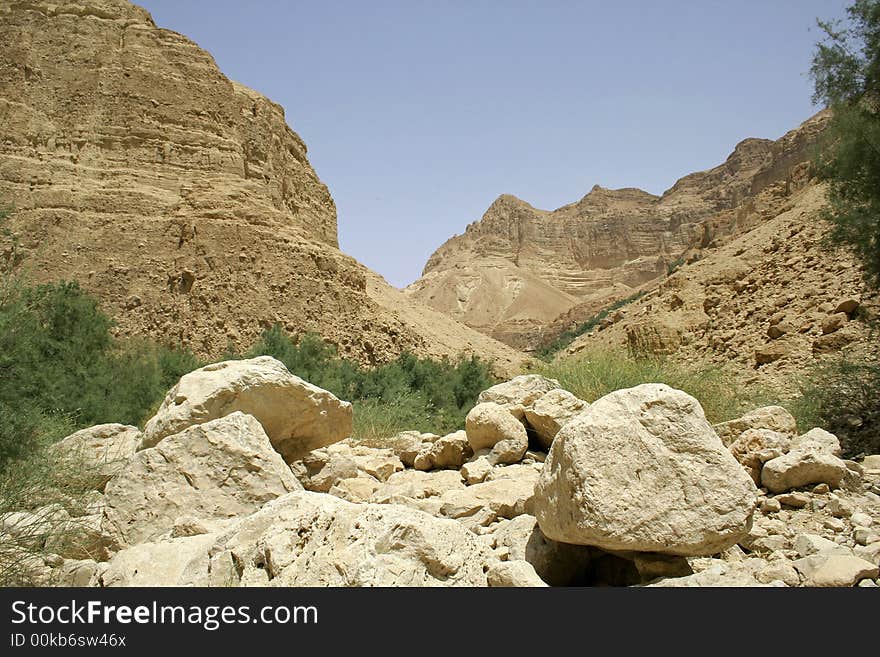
top-left (0, 0), bottom-right (525, 372)
top-left (406, 112), bottom-right (830, 350)
top-left (564, 183), bottom-right (880, 392)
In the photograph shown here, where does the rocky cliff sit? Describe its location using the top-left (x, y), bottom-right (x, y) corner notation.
top-left (0, 0), bottom-right (525, 371)
top-left (405, 112), bottom-right (830, 350)
top-left (563, 183), bottom-right (880, 392)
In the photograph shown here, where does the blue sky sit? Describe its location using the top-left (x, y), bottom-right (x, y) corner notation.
top-left (138, 0), bottom-right (849, 288)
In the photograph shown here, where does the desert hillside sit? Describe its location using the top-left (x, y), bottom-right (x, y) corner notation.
top-left (0, 0), bottom-right (525, 372)
top-left (406, 112), bottom-right (830, 351)
top-left (562, 183), bottom-right (880, 390)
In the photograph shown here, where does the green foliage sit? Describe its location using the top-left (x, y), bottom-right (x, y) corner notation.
top-left (0, 256), bottom-right (205, 473)
top-left (535, 290), bottom-right (647, 360)
top-left (666, 257), bottom-right (686, 276)
top-left (790, 358), bottom-right (880, 458)
top-left (811, 0), bottom-right (880, 286)
top-left (247, 325), bottom-right (497, 441)
top-left (536, 348), bottom-right (773, 424)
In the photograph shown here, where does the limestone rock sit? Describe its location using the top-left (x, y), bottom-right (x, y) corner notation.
top-left (350, 449), bottom-right (404, 482)
top-left (476, 376), bottom-right (560, 414)
top-left (206, 491), bottom-right (491, 586)
top-left (648, 558), bottom-right (772, 587)
top-left (99, 534), bottom-right (216, 587)
top-left (490, 514), bottom-right (593, 586)
top-left (486, 560), bottom-right (548, 587)
top-left (761, 448), bottom-right (849, 493)
top-left (714, 406), bottom-right (798, 446)
top-left (522, 388), bottom-right (588, 450)
top-left (793, 554), bottom-right (878, 587)
top-left (534, 384), bottom-right (757, 556)
top-left (756, 560), bottom-right (800, 587)
top-left (328, 474), bottom-right (382, 504)
top-left (791, 428), bottom-right (842, 456)
top-left (465, 402), bottom-right (528, 451)
top-left (461, 456), bottom-right (493, 485)
top-left (54, 559), bottom-right (104, 587)
top-left (370, 470), bottom-right (465, 504)
top-left (142, 357), bottom-right (353, 462)
top-left (729, 429), bottom-right (792, 484)
top-left (439, 470), bottom-right (539, 522)
top-left (384, 431), bottom-right (436, 468)
top-left (413, 430), bottom-right (472, 471)
top-left (303, 453), bottom-right (359, 493)
top-left (103, 412), bottom-right (300, 546)
top-left (794, 533), bottom-right (852, 558)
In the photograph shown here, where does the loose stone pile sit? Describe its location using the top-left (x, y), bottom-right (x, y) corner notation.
top-left (4, 360), bottom-right (878, 587)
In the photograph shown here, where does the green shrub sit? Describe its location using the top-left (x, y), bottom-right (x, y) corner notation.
top-left (0, 277), bottom-right (205, 473)
top-left (535, 348), bottom-right (773, 424)
top-left (811, 0), bottom-right (880, 287)
top-left (790, 358), bottom-right (880, 458)
top-left (666, 257), bottom-right (686, 276)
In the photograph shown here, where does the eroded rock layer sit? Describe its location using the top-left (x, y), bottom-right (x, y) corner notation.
top-left (406, 113), bottom-right (830, 350)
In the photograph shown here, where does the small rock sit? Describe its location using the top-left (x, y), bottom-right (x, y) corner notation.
top-left (460, 456), bottom-right (493, 485)
top-left (850, 512), bottom-right (873, 528)
top-left (793, 554), bottom-right (878, 587)
top-left (776, 492), bottom-right (810, 508)
top-left (756, 560), bottom-right (800, 587)
top-left (854, 528), bottom-right (879, 546)
top-left (794, 533), bottom-right (852, 558)
top-left (821, 313), bottom-right (848, 335)
top-left (761, 448), bottom-right (849, 493)
top-left (827, 496), bottom-right (855, 518)
top-left (760, 498), bottom-right (781, 514)
top-left (834, 298), bottom-right (860, 316)
top-left (823, 518), bottom-right (846, 532)
top-left (486, 560), bottom-right (548, 587)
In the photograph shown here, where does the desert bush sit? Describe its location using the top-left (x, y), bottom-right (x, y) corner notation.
top-left (536, 348), bottom-right (772, 424)
top-left (0, 278), bottom-right (204, 473)
top-left (790, 358), bottom-right (880, 458)
top-left (811, 0), bottom-right (880, 286)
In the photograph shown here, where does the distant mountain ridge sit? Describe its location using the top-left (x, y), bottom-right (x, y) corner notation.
top-left (405, 111), bottom-right (830, 350)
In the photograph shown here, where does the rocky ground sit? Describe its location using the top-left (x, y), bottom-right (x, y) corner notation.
top-left (3, 358), bottom-right (877, 588)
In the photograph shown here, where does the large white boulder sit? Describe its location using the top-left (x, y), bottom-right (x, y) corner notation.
top-left (141, 356), bottom-right (352, 462)
top-left (103, 412), bottom-right (300, 546)
top-left (534, 384), bottom-right (757, 556)
top-left (203, 491), bottom-right (491, 586)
